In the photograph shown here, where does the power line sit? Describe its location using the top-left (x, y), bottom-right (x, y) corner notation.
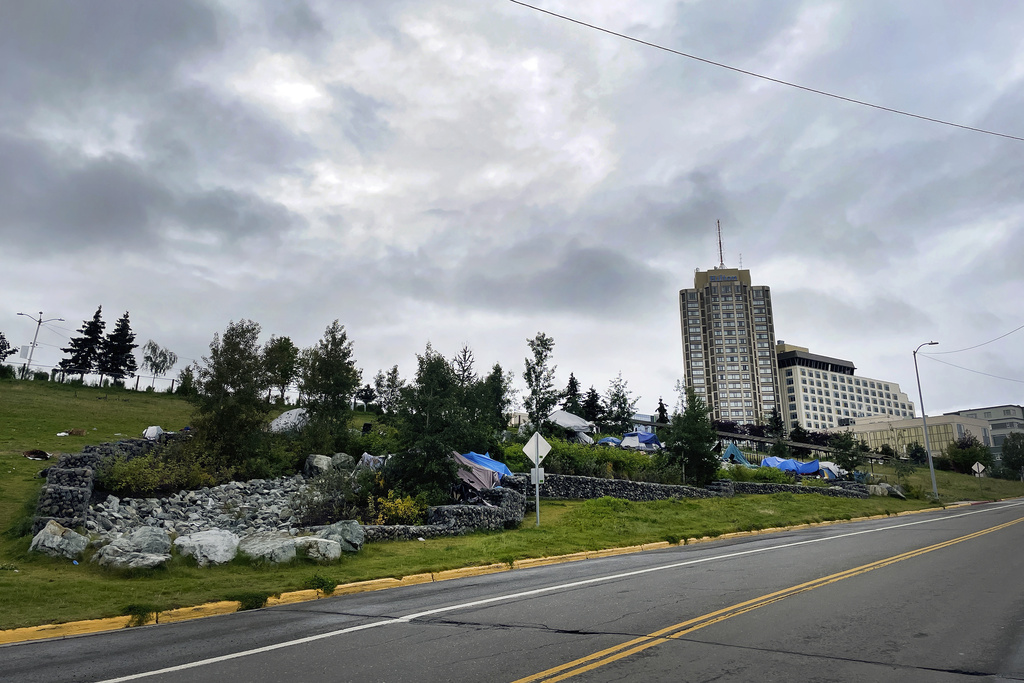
top-left (921, 354), bottom-right (1024, 384)
top-left (508, 0), bottom-right (1024, 143)
top-left (921, 322), bottom-right (1024, 355)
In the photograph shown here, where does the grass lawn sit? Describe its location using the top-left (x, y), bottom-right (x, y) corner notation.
top-left (1, 378), bottom-right (1021, 630)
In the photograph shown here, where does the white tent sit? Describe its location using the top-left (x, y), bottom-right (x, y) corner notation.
top-left (547, 409), bottom-right (594, 433)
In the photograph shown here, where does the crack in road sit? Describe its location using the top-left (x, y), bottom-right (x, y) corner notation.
top-left (662, 635), bottom-right (1006, 678)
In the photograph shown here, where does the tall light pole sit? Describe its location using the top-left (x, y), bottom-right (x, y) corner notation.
top-left (913, 341), bottom-right (940, 501)
top-left (16, 311), bottom-right (64, 376)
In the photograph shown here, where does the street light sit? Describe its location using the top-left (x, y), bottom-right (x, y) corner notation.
top-left (913, 341), bottom-right (940, 501)
top-left (16, 311), bottom-right (64, 377)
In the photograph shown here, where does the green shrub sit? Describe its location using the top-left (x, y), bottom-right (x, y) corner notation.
top-left (751, 467), bottom-right (793, 484)
top-left (302, 572), bottom-right (337, 595)
top-left (96, 440), bottom-right (227, 497)
top-left (32, 371), bottom-right (49, 382)
top-left (121, 603), bottom-right (160, 627)
top-left (0, 364), bottom-right (15, 380)
top-left (227, 591), bottom-right (274, 611)
top-left (294, 466), bottom-right (361, 526)
top-left (365, 490), bottom-right (426, 525)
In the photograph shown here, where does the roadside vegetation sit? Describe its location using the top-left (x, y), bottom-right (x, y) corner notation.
top-left (3, 318), bottom-right (1024, 631)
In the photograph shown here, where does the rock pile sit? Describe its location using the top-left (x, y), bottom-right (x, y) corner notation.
top-left (85, 475), bottom-right (307, 540)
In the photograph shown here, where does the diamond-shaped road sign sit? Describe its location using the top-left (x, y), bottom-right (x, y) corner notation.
top-left (523, 431), bottom-right (552, 465)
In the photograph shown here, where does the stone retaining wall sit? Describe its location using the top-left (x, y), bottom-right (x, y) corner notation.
top-left (364, 488), bottom-right (527, 542)
top-left (731, 481), bottom-right (869, 498)
top-left (502, 473), bottom-right (718, 503)
top-left (31, 435), bottom-right (185, 534)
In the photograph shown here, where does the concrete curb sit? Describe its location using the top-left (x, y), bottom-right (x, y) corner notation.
top-left (0, 502), bottom-right (969, 646)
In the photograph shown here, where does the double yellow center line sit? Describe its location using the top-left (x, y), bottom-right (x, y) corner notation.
top-left (514, 516), bottom-right (1024, 683)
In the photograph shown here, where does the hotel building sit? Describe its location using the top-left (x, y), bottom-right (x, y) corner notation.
top-left (777, 343), bottom-right (915, 431)
top-left (679, 268), bottom-right (780, 423)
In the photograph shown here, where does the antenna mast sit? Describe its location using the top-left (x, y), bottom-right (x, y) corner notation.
top-left (717, 220), bottom-right (725, 268)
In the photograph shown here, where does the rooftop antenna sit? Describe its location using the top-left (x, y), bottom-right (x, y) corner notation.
top-left (717, 220), bottom-right (725, 268)
top-left (739, 253), bottom-right (743, 268)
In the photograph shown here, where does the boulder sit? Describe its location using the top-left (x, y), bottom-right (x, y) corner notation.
top-left (867, 484), bottom-right (887, 497)
top-left (29, 520), bottom-right (89, 559)
top-left (331, 453), bottom-right (355, 470)
top-left (316, 520), bottom-right (365, 552)
top-left (174, 529), bottom-right (240, 567)
top-left (130, 526), bottom-right (172, 554)
top-left (304, 454), bottom-right (333, 478)
top-left (92, 537), bottom-right (170, 570)
top-left (882, 483), bottom-right (908, 501)
top-left (295, 536), bottom-right (342, 562)
top-left (238, 532), bottom-right (296, 564)
top-left (269, 408), bottom-right (308, 434)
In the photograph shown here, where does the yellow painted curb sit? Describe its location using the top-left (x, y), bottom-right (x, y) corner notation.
top-left (398, 573), bottom-right (435, 586)
top-left (586, 545), bottom-right (643, 559)
top-left (159, 601), bottom-right (239, 623)
top-left (267, 590), bottom-right (320, 606)
top-left (641, 541), bottom-right (672, 551)
top-left (513, 552), bottom-right (588, 569)
top-left (433, 563), bottom-right (509, 582)
top-left (0, 616), bottom-right (131, 645)
top-left (332, 578), bottom-right (403, 596)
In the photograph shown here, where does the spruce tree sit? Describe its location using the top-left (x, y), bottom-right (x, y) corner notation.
top-left (582, 386), bottom-right (605, 424)
top-left (98, 311), bottom-right (138, 383)
top-left (60, 306), bottom-right (105, 380)
top-left (562, 372), bottom-right (583, 416)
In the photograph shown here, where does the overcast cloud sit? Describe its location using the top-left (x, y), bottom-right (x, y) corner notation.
top-left (2, 0), bottom-right (1022, 418)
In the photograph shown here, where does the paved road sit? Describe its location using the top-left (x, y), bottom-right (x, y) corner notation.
top-left (4, 501), bottom-right (1024, 682)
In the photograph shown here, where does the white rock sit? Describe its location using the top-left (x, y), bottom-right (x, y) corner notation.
top-left (29, 520), bottom-right (89, 559)
top-left (295, 536), bottom-right (342, 561)
top-left (174, 529), bottom-right (240, 567)
top-left (238, 532), bottom-right (296, 564)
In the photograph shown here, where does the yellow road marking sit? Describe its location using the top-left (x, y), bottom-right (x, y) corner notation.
top-left (514, 516), bottom-right (1024, 683)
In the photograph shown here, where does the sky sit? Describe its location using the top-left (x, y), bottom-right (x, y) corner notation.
top-left (2, 0), bottom-right (1022, 419)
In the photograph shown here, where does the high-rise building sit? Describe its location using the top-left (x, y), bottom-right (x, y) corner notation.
top-left (679, 267), bottom-right (780, 423)
top-left (776, 343), bottom-right (916, 431)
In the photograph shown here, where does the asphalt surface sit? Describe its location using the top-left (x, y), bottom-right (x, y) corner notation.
top-left (4, 501), bottom-right (1024, 683)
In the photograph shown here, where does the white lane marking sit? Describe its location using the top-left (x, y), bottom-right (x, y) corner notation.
top-left (98, 501), bottom-right (1024, 682)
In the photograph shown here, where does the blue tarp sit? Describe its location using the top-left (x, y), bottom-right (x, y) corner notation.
top-left (622, 431), bottom-right (663, 447)
top-left (722, 443), bottom-right (755, 467)
top-left (597, 437), bottom-right (622, 446)
top-left (460, 451), bottom-right (513, 478)
top-left (761, 457), bottom-right (820, 475)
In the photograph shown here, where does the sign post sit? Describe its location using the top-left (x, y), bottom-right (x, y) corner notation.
top-left (523, 432), bottom-right (551, 526)
top-left (972, 461), bottom-right (986, 477)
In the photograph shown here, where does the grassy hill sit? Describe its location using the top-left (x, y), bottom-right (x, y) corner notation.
top-left (0, 378), bottom-right (1020, 630)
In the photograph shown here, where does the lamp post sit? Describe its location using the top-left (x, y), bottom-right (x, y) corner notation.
top-left (16, 311), bottom-right (64, 377)
top-left (913, 341), bottom-right (939, 501)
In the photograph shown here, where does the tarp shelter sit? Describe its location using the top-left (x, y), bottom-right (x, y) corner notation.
top-left (547, 409), bottom-right (595, 433)
top-left (460, 451), bottom-right (513, 478)
top-left (722, 443), bottom-right (755, 467)
top-left (269, 408), bottom-right (308, 433)
top-left (597, 437), bottom-right (621, 446)
top-left (818, 461), bottom-right (841, 480)
top-left (452, 451), bottom-right (505, 491)
top-left (761, 456), bottom-right (821, 475)
top-left (620, 431), bottom-right (662, 451)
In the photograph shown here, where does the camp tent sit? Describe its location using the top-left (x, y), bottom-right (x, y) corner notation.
top-left (597, 437), bottom-right (622, 447)
top-left (761, 456), bottom-right (821, 475)
top-left (460, 451), bottom-right (512, 478)
top-left (452, 452), bottom-right (507, 491)
top-left (620, 431), bottom-right (662, 451)
top-left (547, 409), bottom-right (595, 433)
top-left (722, 443), bottom-right (755, 467)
